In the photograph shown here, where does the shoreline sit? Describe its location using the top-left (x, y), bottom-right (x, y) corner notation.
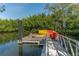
top-left (0, 30), bottom-right (18, 33)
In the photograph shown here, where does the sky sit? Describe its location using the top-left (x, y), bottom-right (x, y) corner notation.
top-left (0, 3), bottom-right (46, 19)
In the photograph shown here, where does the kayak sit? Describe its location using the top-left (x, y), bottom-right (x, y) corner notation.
top-left (47, 30), bottom-right (58, 40)
top-left (38, 29), bottom-right (58, 40)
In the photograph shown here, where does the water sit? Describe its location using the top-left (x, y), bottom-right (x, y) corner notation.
top-left (0, 41), bottom-right (43, 56)
top-left (0, 32), bottom-right (43, 56)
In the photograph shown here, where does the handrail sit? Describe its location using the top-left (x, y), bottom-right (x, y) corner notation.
top-left (59, 34), bottom-right (79, 56)
top-left (41, 34), bottom-right (79, 56)
top-left (60, 35), bottom-right (79, 43)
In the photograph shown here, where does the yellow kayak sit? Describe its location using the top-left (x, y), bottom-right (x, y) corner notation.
top-left (38, 30), bottom-right (47, 35)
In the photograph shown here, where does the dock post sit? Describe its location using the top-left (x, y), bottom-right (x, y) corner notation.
top-left (18, 19), bottom-right (23, 56)
top-left (18, 19), bottom-right (22, 43)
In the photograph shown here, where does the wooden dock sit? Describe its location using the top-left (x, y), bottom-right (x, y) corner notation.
top-left (17, 33), bottom-right (46, 45)
top-left (41, 38), bottom-right (70, 56)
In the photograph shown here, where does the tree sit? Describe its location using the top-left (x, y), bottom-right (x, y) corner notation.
top-left (45, 3), bottom-right (79, 33)
top-left (0, 5), bottom-right (5, 13)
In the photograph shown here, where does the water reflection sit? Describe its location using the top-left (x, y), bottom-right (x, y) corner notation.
top-left (22, 44), bottom-right (43, 56)
top-left (18, 44), bottom-right (23, 56)
top-left (0, 32), bottom-right (18, 44)
top-left (0, 32), bottom-right (43, 56)
top-left (0, 41), bottom-right (19, 56)
top-left (0, 41), bottom-right (43, 56)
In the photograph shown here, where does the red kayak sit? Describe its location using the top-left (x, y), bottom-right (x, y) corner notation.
top-left (47, 30), bottom-right (58, 40)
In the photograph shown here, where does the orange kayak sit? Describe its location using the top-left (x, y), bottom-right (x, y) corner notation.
top-left (47, 30), bottom-right (58, 40)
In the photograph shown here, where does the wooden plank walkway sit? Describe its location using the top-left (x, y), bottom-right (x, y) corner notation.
top-left (41, 38), bottom-right (70, 56)
top-left (41, 38), bottom-right (59, 56)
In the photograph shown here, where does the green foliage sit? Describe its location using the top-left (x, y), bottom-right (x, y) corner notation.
top-left (22, 13), bottom-right (55, 32)
top-left (1, 3), bottom-right (79, 40)
top-left (0, 19), bottom-right (18, 32)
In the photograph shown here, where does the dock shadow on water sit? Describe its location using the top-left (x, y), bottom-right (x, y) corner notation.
top-left (18, 43), bottom-right (43, 56)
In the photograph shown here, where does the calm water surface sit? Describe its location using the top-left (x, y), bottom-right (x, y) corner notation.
top-left (0, 41), bottom-right (43, 56)
top-left (0, 32), bottom-right (43, 56)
